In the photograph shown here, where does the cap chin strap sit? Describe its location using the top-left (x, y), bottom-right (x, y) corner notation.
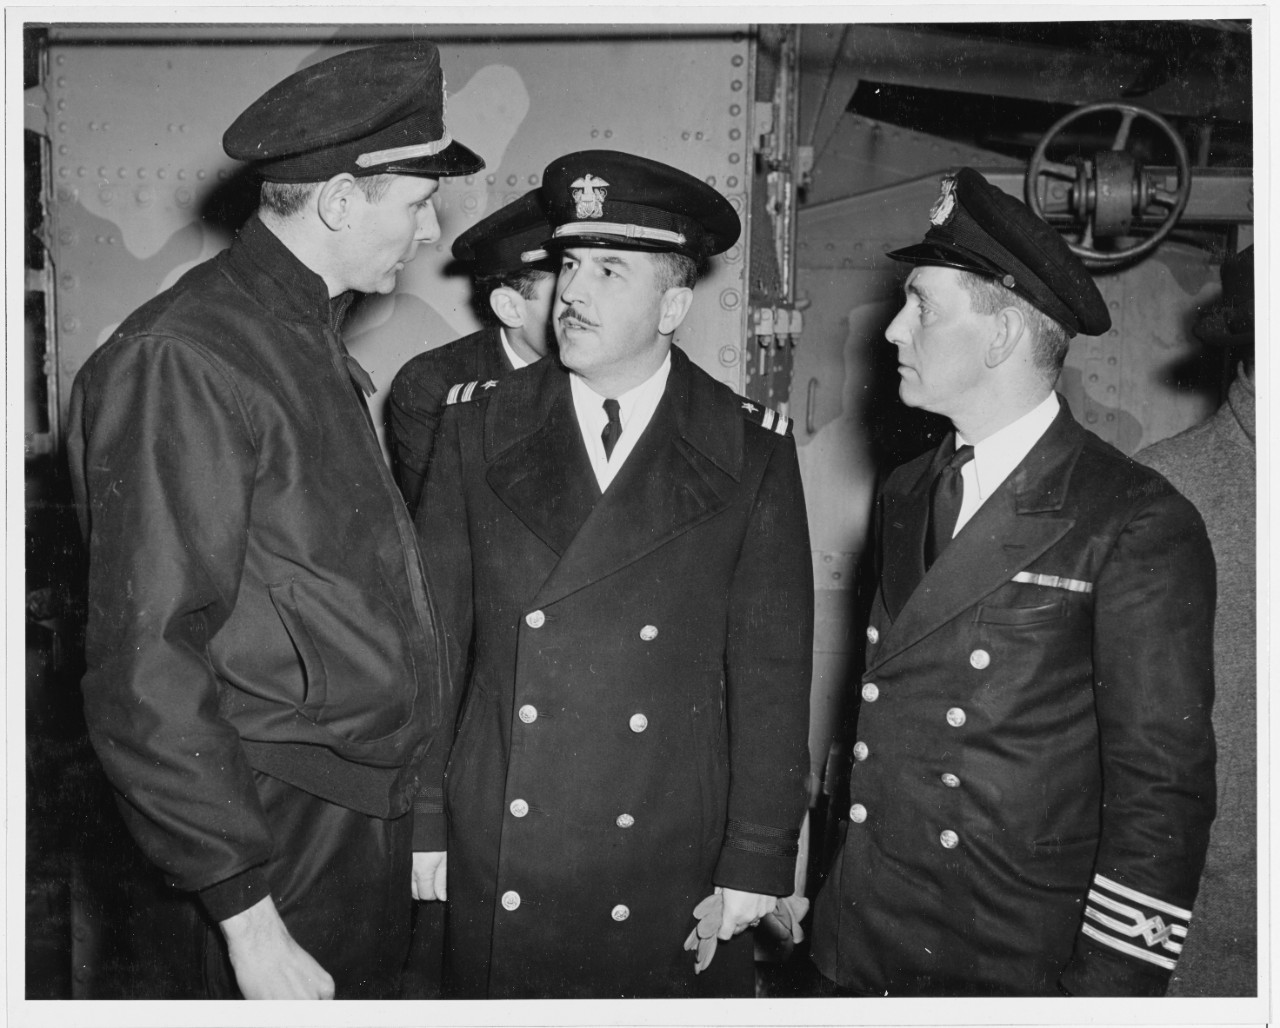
top-left (356, 133), bottom-right (453, 168)
top-left (552, 222), bottom-right (686, 247)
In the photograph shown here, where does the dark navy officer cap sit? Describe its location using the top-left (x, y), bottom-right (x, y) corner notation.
top-left (887, 168), bottom-right (1111, 337)
top-left (539, 150), bottom-right (740, 260)
top-left (453, 191), bottom-right (553, 274)
top-left (223, 41), bottom-right (484, 183)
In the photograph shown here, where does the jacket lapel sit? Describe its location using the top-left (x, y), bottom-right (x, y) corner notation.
top-left (484, 363), bottom-right (600, 555)
top-left (879, 445), bottom-right (947, 621)
top-left (529, 348), bottom-right (743, 609)
top-left (871, 402), bottom-right (1084, 670)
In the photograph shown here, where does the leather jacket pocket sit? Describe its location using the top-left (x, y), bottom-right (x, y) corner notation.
top-left (268, 580), bottom-right (329, 715)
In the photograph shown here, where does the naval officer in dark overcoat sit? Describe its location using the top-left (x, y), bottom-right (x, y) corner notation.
top-left (413, 150), bottom-right (814, 998)
top-left (388, 190), bottom-right (558, 515)
top-left (810, 168), bottom-right (1216, 996)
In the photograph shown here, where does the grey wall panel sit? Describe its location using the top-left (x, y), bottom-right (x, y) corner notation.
top-left (41, 29), bottom-right (755, 446)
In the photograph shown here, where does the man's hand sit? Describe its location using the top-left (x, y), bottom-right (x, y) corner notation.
top-left (219, 895), bottom-right (334, 999)
top-left (412, 850), bottom-right (447, 901)
top-left (716, 886), bottom-right (778, 941)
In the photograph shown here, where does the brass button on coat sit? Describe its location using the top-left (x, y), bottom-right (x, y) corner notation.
top-left (611, 904), bottom-right (630, 921)
top-left (940, 829), bottom-right (959, 849)
top-left (853, 741), bottom-right (869, 761)
top-left (946, 706), bottom-right (967, 727)
top-left (518, 704), bottom-right (538, 724)
top-left (941, 772), bottom-right (961, 788)
top-left (501, 891), bottom-right (521, 911)
top-left (525, 610), bottom-right (546, 628)
top-left (510, 799), bottom-right (529, 818)
top-left (629, 713), bottom-right (649, 733)
top-left (616, 813), bottom-right (635, 828)
top-left (640, 625), bottom-right (659, 641)
top-left (969, 648), bottom-right (991, 670)
top-left (862, 682), bottom-right (879, 702)
top-left (849, 803), bottom-right (867, 823)
top-left (866, 626), bottom-right (880, 644)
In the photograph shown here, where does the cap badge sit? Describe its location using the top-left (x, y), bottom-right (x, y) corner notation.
top-left (571, 174), bottom-right (609, 219)
top-left (929, 175), bottom-right (957, 226)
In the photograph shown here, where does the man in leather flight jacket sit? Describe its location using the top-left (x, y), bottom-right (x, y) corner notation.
top-left (66, 42), bottom-right (483, 999)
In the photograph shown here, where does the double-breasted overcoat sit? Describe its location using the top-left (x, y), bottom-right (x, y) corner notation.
top-left (811, 401), bottom-right (1216, 996)
top-left (416, 346), bottom-right (813, 998)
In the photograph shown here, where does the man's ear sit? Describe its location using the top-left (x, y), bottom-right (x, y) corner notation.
top-left (488, 286), bottom-right (526, 330)
top-left (657, 286), bottom-right (694, 336)
top-left (316, 174), bottom-right (359, 232)
top-left (985, 306), bottom-right (1027, 369)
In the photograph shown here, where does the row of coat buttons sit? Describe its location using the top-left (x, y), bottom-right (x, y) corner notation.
top-left (501, 891), bottom-right (631, 921)
top-left (852, 702), bottom-right (966, 728)
top-left (507, 798), bottom-right (634, 829)
top-left (516, 703), bottom-right (647, 733)
top-left (860, 632), bottom-right (990, 666)
top-left (859, 659), bottom-right (986, 706)
top-left (525, 610), bottom-right (659, 642)
top-left (847, 804), bottom-right (960, 849)
top-left (858, 622), bottom-right (970, 854)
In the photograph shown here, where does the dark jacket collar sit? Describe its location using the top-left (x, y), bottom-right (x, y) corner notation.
top-left (224, 215), bottom-right (351, 329)
top-left (484, 345), bottom-right (743, 480)
top-left (877, 399), bottom-right (1083, 642)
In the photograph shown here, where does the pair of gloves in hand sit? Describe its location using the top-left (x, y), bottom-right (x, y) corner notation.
top-left (682, 892), bottom-right (809, 973)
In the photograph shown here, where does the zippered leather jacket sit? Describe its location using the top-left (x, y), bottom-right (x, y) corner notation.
top-left (67, 217), bottom-right (450, 916)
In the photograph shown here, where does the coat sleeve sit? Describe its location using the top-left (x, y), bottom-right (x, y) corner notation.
top-left (67, 335), bottom-right (273, 920)
top-left (713, 433), bottom-right (815, 896)
top-left (1058, 484), bottom-right (1217, 995)
top-left (410, 404), bottom-right (476, 851)
top-left (387, 354), bottom-right (451, 517)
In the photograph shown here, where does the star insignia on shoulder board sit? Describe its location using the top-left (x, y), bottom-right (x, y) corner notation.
top-left (481, 380), bottom-right (499, 390)
top-left (736, 395), bottom-right (794, 437)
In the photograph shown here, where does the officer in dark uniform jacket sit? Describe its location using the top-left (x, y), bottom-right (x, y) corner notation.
top-left (67, 42), bottom-right (481, 999)
top-left (810, 168), bottom-right (1216, 996)
top-left (414, 151), bottom-right (814, 998)
top-left (388, 191), bottom-right (558, 514)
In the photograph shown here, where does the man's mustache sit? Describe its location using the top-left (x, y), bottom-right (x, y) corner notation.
top-left (558, 307), bottom-right (598, 328)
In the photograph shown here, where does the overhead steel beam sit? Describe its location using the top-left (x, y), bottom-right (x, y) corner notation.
top-left (824, 24), bottom-right (1250, 123)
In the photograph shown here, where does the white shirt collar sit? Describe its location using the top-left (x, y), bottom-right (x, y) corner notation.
top-left (569, 353), bottom-right (672, 492)
top-left (958, 391), bottom-right (1060, 505)
top-left (498, 327), bottom-right (531, 371)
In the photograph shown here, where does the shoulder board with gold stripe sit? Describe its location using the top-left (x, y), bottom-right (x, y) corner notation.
top-left (443, 379), bottom-right (500, 405)
top-left (736, 397), bottom-right (793, 437)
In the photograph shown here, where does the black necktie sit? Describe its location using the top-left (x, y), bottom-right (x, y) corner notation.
top-left (601, 399), bottom-right (623, 459)
top-left (925, 443), bottom-right (974, 568)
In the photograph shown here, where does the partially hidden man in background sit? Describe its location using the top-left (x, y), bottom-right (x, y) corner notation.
top-left (1137, 245), bottom-right (1256, 997)
top-left (388, 189), bottom-right (559, 516)
top-left (810, 168), bottom-right (1217, 996)
top-left (66, 42), bottom-right (482, 999)
top-left (414, 150), bottom-right (814, 998)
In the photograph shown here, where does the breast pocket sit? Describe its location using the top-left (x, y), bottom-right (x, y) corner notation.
top-left (974, 598), bottom-right (1066, 627)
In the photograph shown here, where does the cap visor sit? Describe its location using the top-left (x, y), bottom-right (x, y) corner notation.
top-left (382, 139), bottom-right (485, 178)
top-left (545, 232), bottom-right (689, 256)
top-left (885, 240), bottom-right (1007, 279)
